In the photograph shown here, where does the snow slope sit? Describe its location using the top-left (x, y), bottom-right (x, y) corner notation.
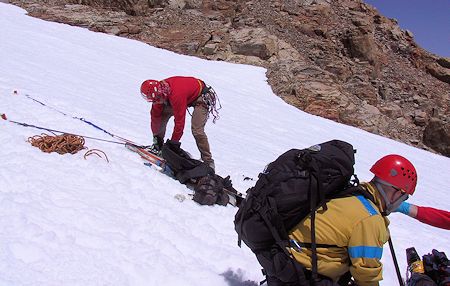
top-left (0, 3), bottom-right (449, 286)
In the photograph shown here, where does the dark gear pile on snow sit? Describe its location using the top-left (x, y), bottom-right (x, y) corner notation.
top-left (423, 249), bottom-right (450, 286)
top-left (408, 273), bottom-right (439, 286)
top-left (193, 174), bottom-right (242, 206)
top-left (407, 248), bottom-right (450, 286)
top-left (234, 140), bottom-right (369, 285)
top-left (161, 140), bottom-right (242, 206)
top-left (161, 140), bottom-right (214, 184)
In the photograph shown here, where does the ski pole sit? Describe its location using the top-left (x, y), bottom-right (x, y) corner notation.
top-left (388, 237), bottom-right (405, 286)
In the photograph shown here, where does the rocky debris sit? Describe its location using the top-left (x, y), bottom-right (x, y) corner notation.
top-left (9, 0), bottom-right (450, 156)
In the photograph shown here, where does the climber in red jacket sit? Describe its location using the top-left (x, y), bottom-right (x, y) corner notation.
top-left (394, 201), bottom-right (450, 230)
top-left (140, 76), bottom-right (220, 170)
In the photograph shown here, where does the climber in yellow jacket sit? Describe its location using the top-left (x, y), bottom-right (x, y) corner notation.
top-left (289, 154), bottom-right (417, 286)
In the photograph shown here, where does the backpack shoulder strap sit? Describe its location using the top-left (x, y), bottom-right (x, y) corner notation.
top-left (335, 185), bottom-right (375, 205)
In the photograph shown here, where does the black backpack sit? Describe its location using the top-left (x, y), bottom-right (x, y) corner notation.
top-left (161, 140), bottom-right (214, 185)
top-left (234, 140), bottom-right (368, 285)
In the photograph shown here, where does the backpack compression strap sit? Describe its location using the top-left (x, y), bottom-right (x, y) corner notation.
top-left (307, 158), bottom-right (322, 286)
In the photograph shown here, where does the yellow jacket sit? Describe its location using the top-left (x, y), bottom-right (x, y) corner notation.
top-left (288, 183), bottom-right (390, 286)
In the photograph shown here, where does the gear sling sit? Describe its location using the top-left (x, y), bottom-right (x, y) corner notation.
top-left (191, 80), bottom-right (221, 123)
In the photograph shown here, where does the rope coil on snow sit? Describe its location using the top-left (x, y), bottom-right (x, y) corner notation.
top-left (28, 133), bottom-right (86, 154)
top-left (28, 133), bottom-right (109, 163)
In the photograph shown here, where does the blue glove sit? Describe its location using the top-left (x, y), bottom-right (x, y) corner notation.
top-left (394, 201), bottom-right (411, 215)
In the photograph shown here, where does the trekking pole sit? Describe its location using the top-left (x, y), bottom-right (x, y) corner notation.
top-left (388, 237), bottom-right (405, 286)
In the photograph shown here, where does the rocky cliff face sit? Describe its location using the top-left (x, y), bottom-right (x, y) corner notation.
top-left (9, 0), bottom-right (450, 156)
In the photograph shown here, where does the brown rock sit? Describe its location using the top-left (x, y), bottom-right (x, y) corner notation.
top-left (423, 118), bottom-right (450, 156)
top-left (343, 29), bottom-right (379, 65)
top-left (427, 63), bottom-right (450, 84)
top-left (413, 110), bottom-right (428, 126)
top-left (230, 28), bottom-right (278, 60)
top-left (437, 57), bottom-right (450, 69)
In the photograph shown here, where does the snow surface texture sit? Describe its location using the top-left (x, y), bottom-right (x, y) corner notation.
top-left (0, 3), bottom-right (449, 286)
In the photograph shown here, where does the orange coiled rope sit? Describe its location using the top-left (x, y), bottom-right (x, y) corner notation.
top-left (28, 133), bottom-right (86, 154)
top-left (28, 133), bottom-right (109, 162)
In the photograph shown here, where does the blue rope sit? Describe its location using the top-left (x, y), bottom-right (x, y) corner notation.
top-left (23, 94), bottom-right (132, 143)
top-left (8, 120), bottom-right (126, 145)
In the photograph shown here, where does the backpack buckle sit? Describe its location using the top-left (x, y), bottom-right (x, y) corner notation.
top-left (253, 201), bottom-right (261, 211)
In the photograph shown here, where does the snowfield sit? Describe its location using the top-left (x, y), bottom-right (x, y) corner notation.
top-left (0, 3), bottom-right (449, 286)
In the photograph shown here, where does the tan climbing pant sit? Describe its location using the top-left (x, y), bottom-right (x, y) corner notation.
top-left (154, 99), bottom-right (214, 169)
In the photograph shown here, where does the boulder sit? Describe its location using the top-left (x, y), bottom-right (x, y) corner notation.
top-left (343, 29), bottom-right (379, 64)
top-left (427, 63), bottom-right (450, 84)
top-left (423, 118), bottom-right (450, 156)
top-left (230, 28), bottom-right (278, 60)
top-left (437, 57), bottom-right (450, 69)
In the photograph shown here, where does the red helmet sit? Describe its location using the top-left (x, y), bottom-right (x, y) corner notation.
top-left (140, 80), bottom-right (162, 102)
top-left (370, 154), bottom-right (417, 195)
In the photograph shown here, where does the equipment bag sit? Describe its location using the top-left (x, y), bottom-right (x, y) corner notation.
top-left (194, 174), bottom-right (245, 207)
top-left (422, 249), bottom-right (450, 286)
top-left (161, 140), bottom-right (214, 184)
top-left (408, 273), bottom-right (438, 286)
top-left (234, 140), bottom-right (364, 285)
top-left (193, 174), bottom-right (241, 206)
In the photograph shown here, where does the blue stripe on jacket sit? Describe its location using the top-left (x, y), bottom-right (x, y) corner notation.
top-left (350, 196), bottom-right (383, 259)
top-left (356, 195), bottom-right (378, 216)
top-left (349, 246), bottom-right (383, 259)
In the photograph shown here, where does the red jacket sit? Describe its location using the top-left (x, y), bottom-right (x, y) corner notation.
top-left (151, 76), bottom-right (204, 141)
top-left (416, 206), bottom-right (450, 230)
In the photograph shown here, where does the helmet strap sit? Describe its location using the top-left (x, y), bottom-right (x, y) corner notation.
top-left (374, 179), bottom-right (409, 216)
top-left (374, 181), bottom-right (391, 215)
